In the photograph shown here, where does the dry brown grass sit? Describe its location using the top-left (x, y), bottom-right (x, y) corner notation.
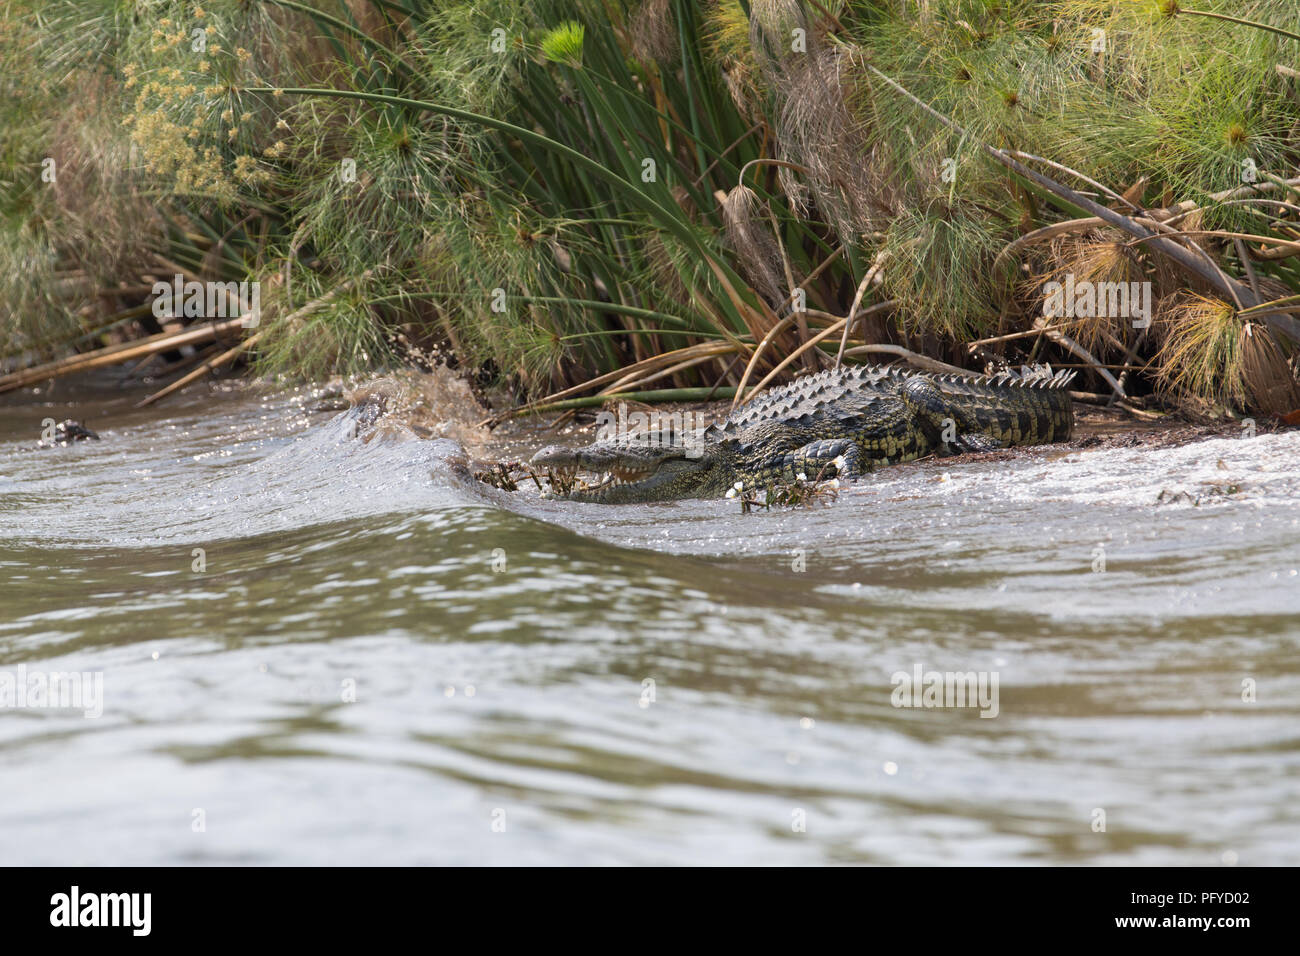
top-left (1025, 231), bottom-right (1147, 354)
top-left (721, 184), bottom-right (787, 309)
top-left (1154, 292), bottom-right (1249, 410)
top-left (629, 0), bottom-right (677, 65)
top-left (1239, 321), bottom-right (1300, 416)
top-left (1154, 294), bottom-right (1299, 417)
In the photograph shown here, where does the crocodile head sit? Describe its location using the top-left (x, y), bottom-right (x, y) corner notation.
top-left (530, 437), bottom-right (733, 503)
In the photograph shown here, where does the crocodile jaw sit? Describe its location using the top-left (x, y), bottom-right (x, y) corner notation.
top-left (531, 444), bottom-right (714, 503)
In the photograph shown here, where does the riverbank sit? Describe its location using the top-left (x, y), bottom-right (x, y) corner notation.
top-left (5, 361), bottom-right (1279, 490)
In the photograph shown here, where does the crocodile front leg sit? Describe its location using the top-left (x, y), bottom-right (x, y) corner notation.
top-left (899, 376), bottom-right (1006, 455)
top-left (784, 438), bottom-right (863, 481)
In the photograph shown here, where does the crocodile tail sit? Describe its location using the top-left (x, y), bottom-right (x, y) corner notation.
top-left (925, 366), bottom-right (1076, 444)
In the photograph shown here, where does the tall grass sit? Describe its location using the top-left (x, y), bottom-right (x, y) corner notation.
top-left (2, 0), bottom-right (1299, 413)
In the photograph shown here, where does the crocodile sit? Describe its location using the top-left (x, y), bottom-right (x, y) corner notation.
top-left (530, 365), bottom-right (1075, 503)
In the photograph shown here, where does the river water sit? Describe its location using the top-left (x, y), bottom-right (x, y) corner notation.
top-left (2, 373), bottom-right (1297, 865)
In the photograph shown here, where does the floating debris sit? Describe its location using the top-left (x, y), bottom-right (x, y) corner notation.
top-left (1155, 482), bottom-right (1245, 506)
top-left (473, 460), bottom-right (550, 494)
top-left (36, 420), bottom-right (100, 449)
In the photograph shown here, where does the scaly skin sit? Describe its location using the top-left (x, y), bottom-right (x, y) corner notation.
top-left (531, 365), bottom-right (1075, 503)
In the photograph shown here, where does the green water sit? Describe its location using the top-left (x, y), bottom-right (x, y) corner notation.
top-left (2, 376), bottom-right (1297, 864)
